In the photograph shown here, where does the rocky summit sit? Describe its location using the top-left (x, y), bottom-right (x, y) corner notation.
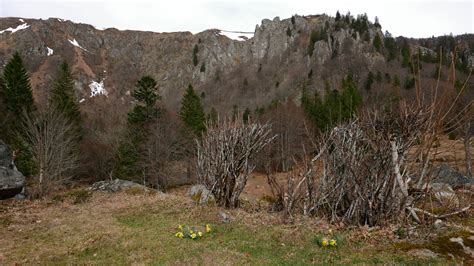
top-left (1, 15), bottom-right (471, 115)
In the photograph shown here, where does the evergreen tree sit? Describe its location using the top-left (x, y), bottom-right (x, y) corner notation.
top-left (324, 89), bottom-right (342, 127)
top-left (404, 76), bottom-right (416, 90)
top-left (335, 11), bottom-right (341, 21)
top-left (115, 76), bottom-right (161, 180)
top-left (179, 84), bottom-right (206, 137)
top-left (393, 74), bottom-right (401, 87)
top-left (365, 71), bottom-right (375, 91)
top-left (373, 34), bottom-right (382, 52)
top-left (0, 52), bottom-right (34, 118)
top-left (340, 74), bottom-right (362, 120)
top-left (0, 52), bottom-right (36, 176)
top-left (50, 62), bottom-right (82, 137)
top-left (401, 39), bottom-right (411, 67)
top-left (375, 71), bottom-right (383, 82)
top-left (286, 26), bottom-right (292, 37)
top-left (383, 31), bottom-right (397, 61)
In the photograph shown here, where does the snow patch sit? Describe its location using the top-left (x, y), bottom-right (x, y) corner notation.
top-left (46, 47), bottom-right (54, 56)
top-left (0, 23), bottom-right (30, 34)
top-left (89, 80), bottom-right (108, 97)
top-left (79, 98), bottom-right (85, 103)
top-left (217, 30), bottom-right (253, 41)
top-left (19, 19), bottom-right (24, 23)
top-left (68, 38), bottom-right (88, 52)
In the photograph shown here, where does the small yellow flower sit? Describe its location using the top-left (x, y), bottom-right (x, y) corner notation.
top-left (191, 233), bottom-right (197, 239)
top-left (206, 224), bottom-right (212, 233)
top-left (321, 239), bottom-right (329, 246)
top-left (329, 239), bottom-right (337, 246)
top-left (190, 230), bottom-right (194, 234)
top-left (198, 231), bottom-right (203, 237)
top-left (175, 232), bottom-right (184, 238)
top-left (178, 224), bottom-right (183, 230)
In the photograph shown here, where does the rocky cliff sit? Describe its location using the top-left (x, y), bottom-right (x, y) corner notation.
top-left (0, 14), bottom-right (472, 115)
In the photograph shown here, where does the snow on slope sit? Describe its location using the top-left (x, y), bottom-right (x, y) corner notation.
top-left (68, 39), bottom-right (89, 52)
top-left (47, 47), bottom-right (54, 56)
top-left (217, 30), bottom-right (254, 41)
top-left (0, 22), bottom-right (30, 34)
top-left (89, 80), bottom-right (108, 97)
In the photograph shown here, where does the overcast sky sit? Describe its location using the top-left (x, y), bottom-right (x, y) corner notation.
top-left (1, 0), bottom-right (472, 38)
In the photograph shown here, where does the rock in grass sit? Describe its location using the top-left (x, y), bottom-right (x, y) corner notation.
top-left (188, 185), bottom-right (215, 205)
top-left (219, 211), bottom-right (232, 223)
top-left (89, 179), bottom-right (148, 193)
top-left (408, 248), bottom-right (438, 258)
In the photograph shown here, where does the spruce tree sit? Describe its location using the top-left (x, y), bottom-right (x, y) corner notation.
top-left (341, 74), bottom-right (362, 120)
top-left (365, 71), bottom-right (375, 91)
top-left (0, 52), bottom-right (34, 118)
top-left (373, 34), bottom-right (382, 52)
top-left (0, 51), bottom-right (36, 176)
top-left (50, 62), bottom-right (82, 137)
top-left (335, 11), bottom-right (341, 21)
top-left (179, 84), bottom-right (206, 137)
top-left (115, 76), bottom-right (160, 180)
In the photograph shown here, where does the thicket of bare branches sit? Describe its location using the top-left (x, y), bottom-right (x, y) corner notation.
top-left (197, 118), bottom-right (275, 208)
top-left (22, 108), bottom-right (79, 195)
top-left (267, 57), bottom-right (472, 225)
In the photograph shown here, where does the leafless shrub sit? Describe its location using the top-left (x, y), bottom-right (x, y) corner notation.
top-left (266, 56), bottom-right (471, 226)
top-left (197, 118), bottom-right (275, 208)
top-left (140, 110), bottom-right (194, 190)
top-left (22, 108), bottom-right (79, 195)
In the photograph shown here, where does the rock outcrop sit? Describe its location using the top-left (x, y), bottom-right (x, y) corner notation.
top-left (0, 140), bottom-right (26, 200)
top-left (89, 178), bottom-right (148, 193)
top-left (432, 164), bottom-right (473, 188)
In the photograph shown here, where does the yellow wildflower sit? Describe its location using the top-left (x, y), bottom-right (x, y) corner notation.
top-left (206, 224), bottom-right (212, 233)
top-left (321, 239), bottom-right (329, 246)
top-left (329, 239), bottom-right (337, 246)
top-left (175, 232), bottom-right (184, 238)
top-left (178, 224), bottom-right (183, 230)
top-left (191, 233), bottom-right (197, 239)
top-left (198, 231), bottom-right (203, 237)
top-left (190, 230), bottom-right (194, 234)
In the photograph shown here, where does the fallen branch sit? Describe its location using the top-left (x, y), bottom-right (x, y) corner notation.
top-left (407, 205), bottom-right (471, 220)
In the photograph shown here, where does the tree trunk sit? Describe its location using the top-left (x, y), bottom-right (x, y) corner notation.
top-left (464, 122), bottom-right (472, 178)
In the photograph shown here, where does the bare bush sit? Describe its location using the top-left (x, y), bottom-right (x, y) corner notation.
top-left (22, 108), bottom-right (79, 195)
top-left (140, 110), bottom-right (194, 190)
top-left (266, 58), bottom-right (471, 225)
top-left (197, 118), bottom-right (275, 208)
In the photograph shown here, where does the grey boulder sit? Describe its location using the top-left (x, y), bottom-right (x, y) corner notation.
top-left (0, 139), bottom-right (26, 200)
top-left (188, 184), bottom-right (215, 205)
top-left (432, 164), bottom-right (473, 188)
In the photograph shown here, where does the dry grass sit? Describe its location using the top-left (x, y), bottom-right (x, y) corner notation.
top-left (0, 189), bottom-right (466, 265)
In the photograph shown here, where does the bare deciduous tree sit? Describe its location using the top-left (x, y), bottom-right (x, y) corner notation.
top-left (22, 108), bottom-right (79, 195)
top-left (197, 118), bottom-right (275, 208)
